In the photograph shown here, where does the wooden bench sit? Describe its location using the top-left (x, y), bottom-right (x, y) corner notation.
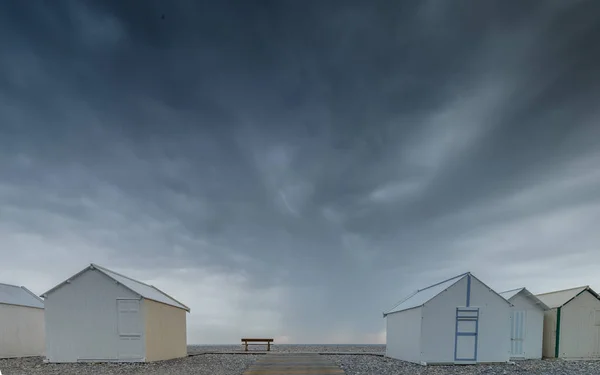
top-left (241, 338), bottom-right (274, 351)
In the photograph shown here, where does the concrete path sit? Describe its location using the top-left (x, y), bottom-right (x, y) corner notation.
top-left (243, 353), bottom-right (345, 375)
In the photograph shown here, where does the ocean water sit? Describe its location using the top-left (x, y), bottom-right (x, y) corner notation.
top-left (188, 343), bottom-right (386, 353)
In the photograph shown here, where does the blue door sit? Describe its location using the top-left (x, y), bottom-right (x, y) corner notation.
top-left (454, 307), bottom-right (479, 363)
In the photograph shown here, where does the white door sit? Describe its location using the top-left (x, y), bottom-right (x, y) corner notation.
top-left (511, 310), bottom-right (526, 357)
top-left (454, 307), bottom-right (479, 363)
top-left (117, 299), bottom-right (144, 360)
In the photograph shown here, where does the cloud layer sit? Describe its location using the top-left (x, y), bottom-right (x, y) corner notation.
top-left (1, 0), bottom-right (600, 344)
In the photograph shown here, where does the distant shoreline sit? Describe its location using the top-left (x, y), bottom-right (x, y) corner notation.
top-left (188, 343), bottom-right (385, 347)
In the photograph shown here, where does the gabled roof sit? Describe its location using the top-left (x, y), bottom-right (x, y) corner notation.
top-left (41, 264), bottom-right (190, 312)
top-left (0, 283), bottom-right (44, 309)
top-left (499, 287), bottom-right (550, 310)
top-left (535, 285), bottom-right (599, 309)
top-left (383, 273), bottom-right (469, 316)
top-left (499, 287), bottom-right (523, 301)
top-left (383, 272), bottom-right (512, 317)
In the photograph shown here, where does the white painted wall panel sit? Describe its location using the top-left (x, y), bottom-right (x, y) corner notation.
top-left (468, 277), bottom-right (511, 363)
top-left (421, 276), bottom-right (511, 364)
top-left (559, 290), bottom-right (600, 359)
top-left (0, 304), bottom-right (45, 358)
top-left (385, 307), bottom-right (422, 363)
top-left (421, 276), bottom-right (467, 364)
top-left (508, 293), bottom-right (544, 359)
top-left (44, 269), bottom-right (143, 362)
top-left (542, 308), bottom-right (557, 358)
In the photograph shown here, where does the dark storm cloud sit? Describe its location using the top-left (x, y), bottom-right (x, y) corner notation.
top-left (1, 0), bottom-right (600, 343)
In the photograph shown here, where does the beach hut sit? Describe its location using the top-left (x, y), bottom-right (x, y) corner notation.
top-left (499, 287), bottom-right (549, 359)
top-left (536, 286), bottom-right (600, 359)
top-left (383, 272), bottom-right (512, 365)
top-left (0, 283), bottom-right (45, 358)
top-left (41, 263), bottom-right (190, 363)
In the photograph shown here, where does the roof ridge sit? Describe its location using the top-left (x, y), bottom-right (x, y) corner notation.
top-left (520, 288), bottom-right (551, 310)
top-left (92, 263), bottom-right (154, 288)
top-left (92, 264), bottom-right (190, 312)
top-left (384, 272), bottom-right (470, 316)
top-left (0, 282), bottom-right (20, 288)
top-left (20, 286), bottom-right (45, 303)
top-left (500, 287), bottom-right (524, 293)
top-left (385, 290), bottom-right (419, 313)
top-left (0, 283), bottom-right (45, 309)
top-left (415, 272), bottom-right (469, 293)
top-left (536, 285), bottom-right (589, 296)
top-left (148, 284), bottom-right (191, 311)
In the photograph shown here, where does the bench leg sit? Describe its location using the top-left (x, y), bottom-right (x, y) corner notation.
top-left (245, 342), bottom-right (248, 352)
top-left (267, 342), bottom-right (270, 351)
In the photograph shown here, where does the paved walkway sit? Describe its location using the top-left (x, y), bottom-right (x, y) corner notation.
top-left (243, 353), bottom-right (345, 375)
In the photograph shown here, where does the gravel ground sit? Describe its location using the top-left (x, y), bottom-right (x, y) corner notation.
top-left (3, 346), bottom-right (600, 375)
top-left (0, 354), bottom-right (258, 375)
top-left (326, 354), bottom-right (600, 375)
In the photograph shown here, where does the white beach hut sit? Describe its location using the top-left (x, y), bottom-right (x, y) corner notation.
top-left (0, 283), bottom-right (45, 358)
top-left (41, 263), bottom-right (190, 363)
top-left (383, 272), bottom-right (512, 365)
top-left (536, 285), bottom-right (600, 359)
top-left (499, 287), bottom-right (549, 360)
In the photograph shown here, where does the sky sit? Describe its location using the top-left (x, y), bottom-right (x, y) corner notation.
top-left (1, 0), bottom-right (600, 345)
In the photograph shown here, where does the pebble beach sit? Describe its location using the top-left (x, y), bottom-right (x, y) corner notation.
top-left (1, 345), bottom-right (600, 375)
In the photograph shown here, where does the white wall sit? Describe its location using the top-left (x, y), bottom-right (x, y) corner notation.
top-left (420, 276), bottom-right (511, 364)
top-left (509, 293), bottom-right (544, 359)
top-left (44, 269), bottom-right (144, 362)
top-left (469, 277), bottom-right (511, 363)
top-left (559, 290), bottom-right (600, 359)
top-left (385, 307), bottom-right (422, 363)
top-left (0, 304), bottom-right (45, 358)
top-left (421, 276), bottom-right (467, 364)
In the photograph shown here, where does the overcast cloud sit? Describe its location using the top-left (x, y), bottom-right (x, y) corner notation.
top-left (1, 0), bottom-right (600, 344)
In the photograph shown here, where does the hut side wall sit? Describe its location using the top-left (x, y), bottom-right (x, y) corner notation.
top-left (0, 304), bottom-right (45, 358)
top-left (144, 299), bottom-right (187, 361)
top-left (559, 291), bottom-right (600, 359)
top-left (385, 306), bottom-right (422, 363)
